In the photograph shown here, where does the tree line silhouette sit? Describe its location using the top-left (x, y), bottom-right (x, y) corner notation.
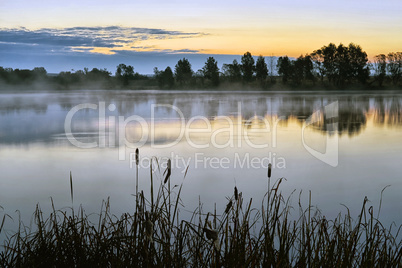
top-left (0, 43), bottom-right (401, 89)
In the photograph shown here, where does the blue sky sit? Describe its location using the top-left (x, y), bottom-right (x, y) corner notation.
top-left (0, 0), bottom-right (401, 74)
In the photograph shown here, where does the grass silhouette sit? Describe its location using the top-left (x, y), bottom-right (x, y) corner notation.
top-left (0, 155), bottom-right (401, 266)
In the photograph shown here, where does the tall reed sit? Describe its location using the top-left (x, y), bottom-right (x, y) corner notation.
top-left (0, 162), bottom-right (401, 267)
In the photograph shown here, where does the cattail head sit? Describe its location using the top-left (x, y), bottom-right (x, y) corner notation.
top-left (135, 148), bottom-right (139, 166)
top-left (234, 186), bottom-right (238, 201)
top-left (268, 163), bottom-right (272, 178)
top-left (70, 171), bottom-right (73, 204)
top-left (163, 159), bottom-right (172, 184)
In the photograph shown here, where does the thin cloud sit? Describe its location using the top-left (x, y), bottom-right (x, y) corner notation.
top-left (0, 26), bottom-right (206, 52)
top-left (123, 47), bottom-right (201, 54)
top-left (0, 26), bottom-right (218, 74)
top-left (171, 49), bottom-right (201, 53)
top-left (0, 28), bottom-right (115, 48)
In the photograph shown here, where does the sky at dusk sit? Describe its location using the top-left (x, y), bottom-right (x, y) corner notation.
top-left (0, 0), bottom-right (401, 74)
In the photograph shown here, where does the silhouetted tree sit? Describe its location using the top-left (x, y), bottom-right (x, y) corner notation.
top-left (116, 64), bottom-right (135, 85)
top-left (336, 44), bottom-right (350, 85)
top-left (74, 70), bottom-right (86, 82)
top-left (115, 64), bottom-right (124, 77)
top-left (313, 43), bottom-right (369, 86)
top-left (310, 50), bottom-right (325, 83)
top-left (0, 67), bottom-right (7, 82)
top-left (56, 71), bottom-right (77, 86)
top-left (0, 67), bottom-right (49, 84)
top-left (175, 58), bottom-right (193, 85)
top-left (154, 67), bottom-right (162, 84)
top-left (154, 66), bottom-right (174, 88)
top-left (241, 52), bottom-right (255, 82)
top-left (293, 57), bottom-right (303, 84)
top-left (202, 57), bottom-right (220, 87)
top-left (13, 69), bottom-right (34, 82)
top-left (318, 43), bottom-right (338, 84)
top-left (303, 55), bottom-right (315, 82)
top-left (55, 68), bottom-right (111, 87)
top-left (277, 56), bottom-right (293, 83)
top-left (255, 56), bottom-right (268, 82)
top-left (293, 55), bottom-right (314, 85)
top-left (347, 43), bottom-right (369, 84)
top-left (373, 54), bottom-right (387, 86)
top-left (387, 52), bottom-right (402, 85)
top-left (87, 68), bottom-right (111, 80)
top-left (163, 66), bottom-right (174, 88)
top-left (32, 67), bottom-right (47, 79)
top-left (222, 59), bottom-right (242, 82)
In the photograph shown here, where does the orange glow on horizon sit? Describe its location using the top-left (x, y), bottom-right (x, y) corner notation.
top-left (89, 47), bottom-right (116, 55)
top-left (98, 26), bottom-right (402, 59)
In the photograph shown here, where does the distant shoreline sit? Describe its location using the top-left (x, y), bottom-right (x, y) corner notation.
top-left (0, 80), bottom-right (401, 93)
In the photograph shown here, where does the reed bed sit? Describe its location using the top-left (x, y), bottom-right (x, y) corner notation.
top-left (0, 159), bottom-right (401, 267)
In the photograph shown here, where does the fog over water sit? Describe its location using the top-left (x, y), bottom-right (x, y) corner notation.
top-left (0, 89), bottom-right (401, 242)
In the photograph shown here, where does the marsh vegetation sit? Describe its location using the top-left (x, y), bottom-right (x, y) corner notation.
top-left (1, 159), bottom-right (401, 267)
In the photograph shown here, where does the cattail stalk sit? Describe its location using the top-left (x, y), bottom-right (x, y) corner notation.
top-left (135, 148), bottom-right (139, 207)
top-left (267, 163), bottom-right (272, 212)
top-left (70, 171), bottom-right (74, 205)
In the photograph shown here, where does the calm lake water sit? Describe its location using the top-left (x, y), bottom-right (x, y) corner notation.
top-left (0, 90), bottom-right (401, 241)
